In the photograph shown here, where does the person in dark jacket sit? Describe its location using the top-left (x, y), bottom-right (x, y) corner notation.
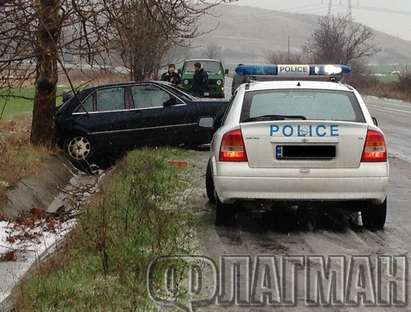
top-left (161, 64), bottom-right (181, 85)
top-left (192, 62), bottom-right (209, 97)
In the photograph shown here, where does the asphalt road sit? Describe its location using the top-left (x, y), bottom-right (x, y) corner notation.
top-left (188, 81), bottom-right (411, 311)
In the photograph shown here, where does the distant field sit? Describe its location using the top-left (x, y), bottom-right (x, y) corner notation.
top-left (0, 87), bottom-right (65, 119)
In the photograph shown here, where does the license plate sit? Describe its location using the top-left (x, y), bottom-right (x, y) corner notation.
top-left (270, 124), bottom-right (340, 137)
top-left (276, 145), bottom-right (336, 160)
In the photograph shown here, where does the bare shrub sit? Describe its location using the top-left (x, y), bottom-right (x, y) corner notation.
top-left (265, 51), bottom-right (307, 64)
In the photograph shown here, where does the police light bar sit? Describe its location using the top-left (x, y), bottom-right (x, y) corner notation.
top-left (235, 64), bottom-right (352, 78)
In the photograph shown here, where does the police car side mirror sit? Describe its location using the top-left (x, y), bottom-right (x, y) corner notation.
top-left (372, 117), bottom-right (379, 126)
top-left (199, 117), bottom-right (214, 129)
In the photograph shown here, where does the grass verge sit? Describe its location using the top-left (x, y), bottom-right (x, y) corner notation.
top-left (0, 87), bottom-right (65, 119)
top-left (15, 148), bottom-right (196, 311)
top-left (0, 116), bottom-right (50, 211)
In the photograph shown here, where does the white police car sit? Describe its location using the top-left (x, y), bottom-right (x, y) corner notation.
top-left (204, 64), bottom-right (389, 229)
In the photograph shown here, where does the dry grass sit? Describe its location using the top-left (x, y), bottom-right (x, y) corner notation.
top-left (348, 72), bottom-right (411, 103)
top-left (58, 69), bottom-right (129, 87)
top-left (362, 84), bottom-right (411, 102)
top-left (340, 62), bottom-right (411, 102)
top-left (0, 116), bottom-right (50, 211)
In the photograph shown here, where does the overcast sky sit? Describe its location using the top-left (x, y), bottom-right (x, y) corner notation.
top-left (234, 0), bottom-right (411, 41)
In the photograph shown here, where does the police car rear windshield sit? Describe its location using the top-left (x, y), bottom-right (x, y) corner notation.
top-left (240, 89), bottom-right (365, 123)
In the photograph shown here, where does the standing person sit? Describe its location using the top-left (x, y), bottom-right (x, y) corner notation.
top-left (192, 62), bottom-right (209, 97)
top-left (161, 64), bottom-right (181, 85)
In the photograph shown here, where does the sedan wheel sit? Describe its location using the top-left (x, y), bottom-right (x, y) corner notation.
top-left (66, 136), bottom-right (92, 161)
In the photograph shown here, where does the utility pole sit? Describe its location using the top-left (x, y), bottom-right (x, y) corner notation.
top-left (328, 0), bottom-right (333, 15)
top-left (348, 0), bottom-right (352, 20)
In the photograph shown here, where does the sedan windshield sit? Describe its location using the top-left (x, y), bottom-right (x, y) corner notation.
top-left (241, 89), bottom-right (365, 122)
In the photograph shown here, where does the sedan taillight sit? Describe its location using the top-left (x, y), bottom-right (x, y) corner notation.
top-left (361, 129), bottom-right (387, 162)
top-left (219, 129), bottom-right (248, 162)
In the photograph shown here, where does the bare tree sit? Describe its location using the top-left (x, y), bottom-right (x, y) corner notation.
top-left (304, 15), bottom-right (379, 64)
top-left (265, 51), bottom-right (306, 64)
top-left (0, 1), bottom-right (111, 146)
top-left (0, 0), bottom-right (228, 146)
top-left (102, 0), bottom-right (225, 81)
top-left (203, 43), bottom-right (222, 59)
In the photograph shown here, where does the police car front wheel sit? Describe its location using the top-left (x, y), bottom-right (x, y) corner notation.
top-left (362, 199), bottom-right (387, 230)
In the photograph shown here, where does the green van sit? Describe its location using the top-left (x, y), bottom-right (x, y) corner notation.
top-left (180, 59), bottom-right (228, 98)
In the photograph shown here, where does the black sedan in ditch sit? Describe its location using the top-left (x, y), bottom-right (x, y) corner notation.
top-left (55, 81), bottom-right (229, 162)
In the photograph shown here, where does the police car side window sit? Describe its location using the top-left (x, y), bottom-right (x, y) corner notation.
top-left (132, 85), bottom-right (171, 109)
top-left (96, 87), bottom-right (125, 112)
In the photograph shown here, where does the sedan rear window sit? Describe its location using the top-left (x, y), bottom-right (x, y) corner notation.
top-left (96, 87), bottom-right (125, 112)
top-left (241, 89), bottom-right (365, 122)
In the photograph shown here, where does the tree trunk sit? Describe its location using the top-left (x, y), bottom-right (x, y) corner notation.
top-left (31, 0), bottom-right (60, 147)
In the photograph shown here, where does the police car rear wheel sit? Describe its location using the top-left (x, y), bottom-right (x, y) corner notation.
top-left (362, 199), bottom-right (387, 230)
top-left (215, 198), bottom-right (236, 226)
top-left (206, 160), bottom-right (216, 204)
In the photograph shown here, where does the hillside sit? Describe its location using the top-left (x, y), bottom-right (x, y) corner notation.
top-left (188, 5), bottom-right (411, 64)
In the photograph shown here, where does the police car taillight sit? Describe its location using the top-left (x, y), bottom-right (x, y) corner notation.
top-left (361, 129), bottom-right (387, 162)
top-left (219, 129), bottom-right (248, 162)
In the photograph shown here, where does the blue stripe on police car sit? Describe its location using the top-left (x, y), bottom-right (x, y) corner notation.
top-left (270, 125), bottom-right (340, 137)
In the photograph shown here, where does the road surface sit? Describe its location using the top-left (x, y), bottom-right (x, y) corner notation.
top-left (187, 80), bottom-right (411, 311)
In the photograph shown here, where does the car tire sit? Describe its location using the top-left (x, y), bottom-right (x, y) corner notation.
top-left (206, 160), bottom-right (216, 204)
top-left (215, 197), bottom-right (236, 226)
top-left (362, 199), bottom-right (387, 230)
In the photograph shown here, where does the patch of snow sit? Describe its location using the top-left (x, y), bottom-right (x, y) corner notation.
top-left (0, 219), bottom-right (76, 303)
top-left (0, 169), bottom-right (104, 306)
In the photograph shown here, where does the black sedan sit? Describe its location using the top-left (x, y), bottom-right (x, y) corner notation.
top-left (55, 81), bottom-right (229, 163)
